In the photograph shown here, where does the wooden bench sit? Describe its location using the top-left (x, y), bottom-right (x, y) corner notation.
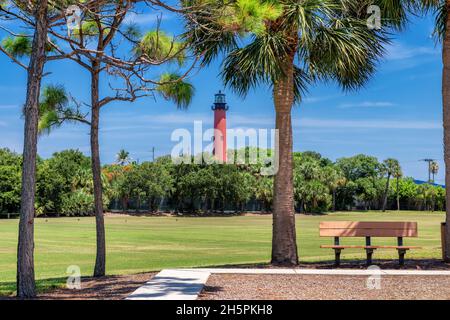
top-left (319, 221), bottom-right (421, 266)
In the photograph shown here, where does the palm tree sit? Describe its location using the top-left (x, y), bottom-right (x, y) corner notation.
top-left (430, 161), bottom-right (439, 183)
top-left (437, 0), bottom-right (450, 251)
top-left (406, 0), bottom-right (449, 260)
top-left (381, 158), bottom-right (401, 212)
top-left (185, 0), bottom-right (391, 265)
top-left (1, 0), bottom-right (49, 298)
top-left (393, 165), bottom-right (403, 211)
top-left (322, 166), bottom-right (346, 212)
top-left (116, 149), bottom-right (132, 166)
top-left (371, 0), bottom-right (449, 256)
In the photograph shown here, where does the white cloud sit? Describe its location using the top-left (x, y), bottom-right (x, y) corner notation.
top-left (0, 104), bottom-right (19, 110)
top-left (102, 112), bottom-right (440, 131)
top-left (228, 114), bottom-right (273, 126)
top-left (386, 43), bottom-right (438, 61)
top-left (338, 101), bottom-right (396, 109)
top-left (149, 113), bottom-right (274, 127)
top-left (148, 113), bottom-right (210, 124)
top-left (123, 12), bottom-right (173, 26)
top-left (294, 118), bottom-right (440, 130)
top-left (303, 94), bottom-right (342, 104)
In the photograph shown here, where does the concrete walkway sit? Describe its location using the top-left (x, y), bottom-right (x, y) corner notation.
top-left (127, 268), bottom-right (450, 300)
top-left (127, 269), bottom-right (210, 300)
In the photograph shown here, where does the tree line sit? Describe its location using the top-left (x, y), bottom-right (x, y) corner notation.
top-left (1, 148), bottom-right (445, 216)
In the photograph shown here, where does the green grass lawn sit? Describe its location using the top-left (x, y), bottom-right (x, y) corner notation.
top-left (0, 211), bottom-right (445, 296)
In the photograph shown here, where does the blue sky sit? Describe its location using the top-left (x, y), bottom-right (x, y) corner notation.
top-left (0, 11), bottom-right (445, 183)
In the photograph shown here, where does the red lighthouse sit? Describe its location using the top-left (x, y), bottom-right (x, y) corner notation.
top-left (212, 91), bottom-right (229, 163)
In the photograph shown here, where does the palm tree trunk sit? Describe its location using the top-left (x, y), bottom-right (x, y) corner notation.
top-left (122, 197), bottom-right (128, 213)
top-left (271, 54), bottom-right (298, 266)
top-left (396, 176), bottom-right (400, 211)
top-left (136, 196), bottom-right (140, 213)
top-left (332, 189), bottom-right (336, 211)
top-left (382, 174), bottom-right (391, 212)
top-left (16, 0), bottom-right (48, 298)
top-left (443, 0), bottom-right (450, 262)
top-left (91, 64), bottom-right (106, 277)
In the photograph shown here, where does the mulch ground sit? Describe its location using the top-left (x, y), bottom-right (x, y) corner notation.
top-left (38, 272), bottom-right (156, 300)
top-left (215, 259), bottom-right (450, 270)
top-left (4, 260), bottom-right (449, 300)
top-left (199, 274), bottom-right (450, 300)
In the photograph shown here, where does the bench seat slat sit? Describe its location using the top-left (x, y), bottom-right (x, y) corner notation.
top-left (319, 221), bottom-right (418, 237)
top-left (320, 228), bottom-right (417, 237)
top-left (320, 245), bottom-right (421, 249)
top-left (320, 221), bottom-right (417, 229)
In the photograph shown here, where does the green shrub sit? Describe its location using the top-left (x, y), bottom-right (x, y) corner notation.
top-left (60, 190), bottom-right (94, 216)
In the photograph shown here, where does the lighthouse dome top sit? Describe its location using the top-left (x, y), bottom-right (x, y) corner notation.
top-left (212, 90), bottom-right (229, 110)
top-left (215, 90), bottom-right (226, 104)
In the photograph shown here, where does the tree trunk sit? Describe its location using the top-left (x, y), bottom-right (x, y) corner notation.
top-left (443, 0), bottom-right (450, 262)
top-left (332, 189), bottom-right (336, 212)
top-left (396, 176), bottom-right (400, 211)
top-left (122, 197), bottom-right (128, 213)
top-left (432, 196), bottom-right (435, 212)
top-left (382, 174), bottom-right (391, 212)
top-left (91, 65), bottom-right (106, 277)
top-left (271, 53), bottom-right (298, 266)
top-left (136, 196), bottom-right (140, 213)
top-left (16, 0), bottom-right (48, 298)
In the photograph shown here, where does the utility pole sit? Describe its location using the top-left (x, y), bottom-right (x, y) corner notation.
top-left (420, 159), bottom-right (436, 183)
top-left (151, 147), bottom-right (155, 162)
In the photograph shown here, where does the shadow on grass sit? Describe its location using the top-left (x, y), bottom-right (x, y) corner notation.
top-left (1, 272), bottom-right (156, 300)
top-left (0, 277), bottom-right (66, 299)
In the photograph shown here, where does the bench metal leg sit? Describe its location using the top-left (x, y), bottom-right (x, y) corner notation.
top-left (398, 249), bottom-right (406, 266)
top-left (366, 249), bottom-right (374, 266)
top-left (334, 249), bottom-right (342, 267)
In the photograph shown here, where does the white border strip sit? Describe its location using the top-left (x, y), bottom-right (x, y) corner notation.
top-left (182, 268), bottom-right (450, 276)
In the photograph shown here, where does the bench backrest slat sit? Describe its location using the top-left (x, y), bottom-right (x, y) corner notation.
top-left (319, 221), bottom-right (418, 237)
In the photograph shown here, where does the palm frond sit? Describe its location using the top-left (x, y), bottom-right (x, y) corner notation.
top-left (1, 36), bottom-right (32, 58)
top-left (293, 65), bottom-right (310, 103)
top-left (37, 85), bottom-right (88, 135)
top-left (185, 0), bottom-right (394, 98)
top-left (182, 0), bottom-right (238, 65)
top-left (123, 24), bottom-right (142, 42)
top-left (221, 33), bottom-right (290, 97)
top-left (432, 2), bottom-right (447, 42)
top-left (307, 17), bottom-right (389, 91)
top-left (40, 84), bottom-right (69, 113)
top-left (157, 73), bottom-right (195, 109)
top-left (135, 30), bottom-right (186, 66)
